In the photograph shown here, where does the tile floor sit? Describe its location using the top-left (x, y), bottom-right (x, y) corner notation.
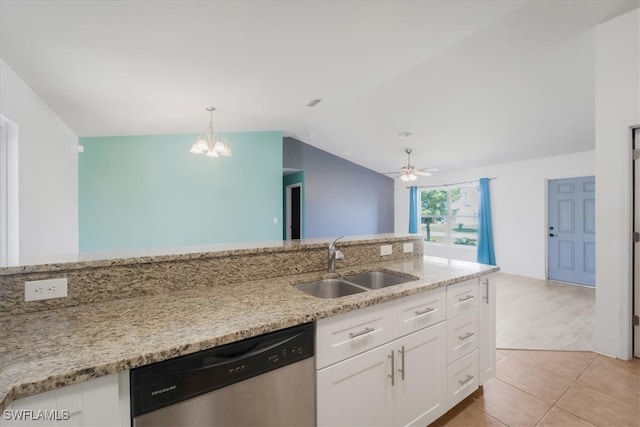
top-left (431, 349), bottom-right (640, 427)
top-left (495, 274), bottom-right (595, 351)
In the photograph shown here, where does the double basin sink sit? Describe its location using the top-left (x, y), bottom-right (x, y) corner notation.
top-left (295, 271), bottom-right (418, 299)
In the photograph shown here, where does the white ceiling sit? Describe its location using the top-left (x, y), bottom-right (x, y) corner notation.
top-left (1, 0), bottom-right (638, 174)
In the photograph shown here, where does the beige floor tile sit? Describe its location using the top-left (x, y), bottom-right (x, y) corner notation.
top-left (478, 378), bottom-right (552, 427)
top-left (496, 353), bottom-right (574, 404)
top-left (536, 407), bottom-right (596, 427)
top-left (431, 399), bottom-right (507, 427)
top-left (556, 382), bottom-right (640, 427)
top-left (577, 355), bottom-right (640, 406)
top-left (509, 350), bottom-right (596, 381)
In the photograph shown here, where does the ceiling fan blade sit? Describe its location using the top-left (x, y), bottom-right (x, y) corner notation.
top-left (420, 168), bottom-right (439, 172)
top-left (415, 171), bottom-right (432, 176)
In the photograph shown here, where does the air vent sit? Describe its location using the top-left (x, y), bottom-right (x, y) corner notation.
top-left (397, 130), bottom-right (413, 138)
top-left (306, 99), bottom-right (323, 107)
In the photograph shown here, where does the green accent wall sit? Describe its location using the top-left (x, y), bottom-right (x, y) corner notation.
top-left (79, 131), bottom-right (283, 252)
top-left (282, 171), bottom-right (304, 239)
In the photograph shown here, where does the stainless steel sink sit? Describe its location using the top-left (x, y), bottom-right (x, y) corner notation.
top-left (341, 271), bottom-right (416, 290)
top-left (295, 279), bottom-right (367, 299)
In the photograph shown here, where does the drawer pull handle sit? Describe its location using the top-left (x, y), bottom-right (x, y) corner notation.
top-left (458, 374), bottom-right (474, 386)
top-left (398, 345), bottom-right (405, 381)
top-left (458, 295), bottom-right (474, 302)
top-left (388, 350), bottom-right (395, 386)
top-left (349, 327), bottom-right (375, 339)
top-left (414, 307), bottom-right (435, 316)
top-left (458, 332), bottom-right (474, 341)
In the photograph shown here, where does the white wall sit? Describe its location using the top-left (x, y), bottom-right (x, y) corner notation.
top-left (594, 9), bottom-right (639, 359)
top-left (0, 59), bottom-right (79, 262)
top-left (395, 150), bottom-right (595, 280)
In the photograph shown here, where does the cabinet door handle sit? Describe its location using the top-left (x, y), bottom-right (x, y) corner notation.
top-left (483, 278), bottom-right (489, 304)
top-left (458, 295), bottom-right (474, 302)
top-left (349, 327), bottom-right (374, 339)
top-left (388, 350), bottom-right (395, 386)
top-left (458, 331), bottom-right (474, 341)
top-left (398, 345), bottom-right (405, 381)
top-left (414, 307), bottom-right (435, 316)
top-left (458, 374), bottom-right (474, 386)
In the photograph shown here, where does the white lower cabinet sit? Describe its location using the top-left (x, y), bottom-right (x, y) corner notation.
top-left (317, 341), bottom-right (395, 427)
top-left (317, 323), bottom-right (446, 427)
top-left (316, 275), bottom-right (496, 427)
top-left (1, 372), bottom-right (130, 427)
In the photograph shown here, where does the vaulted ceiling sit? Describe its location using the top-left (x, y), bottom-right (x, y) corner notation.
top-left (1, 0), bottom-right (638, 174)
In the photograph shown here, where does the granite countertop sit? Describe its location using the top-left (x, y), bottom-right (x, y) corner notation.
top-left (0, 255), bottom-right (498, 410)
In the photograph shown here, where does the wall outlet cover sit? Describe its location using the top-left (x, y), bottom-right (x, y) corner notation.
top-left (380, 245), bottom-right (393, 256)
top-left (403, 242), bottom-right (414, 253)
top-left (25, 278), bottom-right (68, 302)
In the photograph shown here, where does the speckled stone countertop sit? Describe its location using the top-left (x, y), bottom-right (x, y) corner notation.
top-left (0, 255), bottom-right (498, 410)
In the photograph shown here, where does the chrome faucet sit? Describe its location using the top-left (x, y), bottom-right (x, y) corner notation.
top-left (328, 236), bottom-right (345, 273)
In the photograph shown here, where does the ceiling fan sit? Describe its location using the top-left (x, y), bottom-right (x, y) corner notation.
top-left (384, 148), bottom-right (437, 181)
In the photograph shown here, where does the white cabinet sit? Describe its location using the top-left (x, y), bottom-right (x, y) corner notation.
top-left (316, 287), bottom-right (448, 427)
top-left (1, 372), bottom-right (129, 427)
top-left (479, 274), bottom-right (496, 384)
top-left (392, 323), bottom-right (447, 427)
top-left (316, 341), bottom-right (395, 427)
top-left (317, 323), bottom-right (446, 427)
top-left (445, 279), bottom-right (480, 408)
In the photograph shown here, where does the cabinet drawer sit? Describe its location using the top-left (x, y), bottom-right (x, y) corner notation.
top-left (446, 309), bottom-right (478, 364)
top-left (393, 287), bottom-right (446, 338)
top-left (316, 301), bottom-right (394, 369)
top-left (447, 349), bottom-right (479, 408)
top-left (446, 279), bottom-right (478, 319)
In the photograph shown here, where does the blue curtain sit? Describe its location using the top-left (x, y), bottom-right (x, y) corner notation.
top-left (477, 178), bottom-right (496, 265)
top-left (409, 186), bottom-right (418, 234)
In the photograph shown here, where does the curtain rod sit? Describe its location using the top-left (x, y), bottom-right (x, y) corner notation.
top-left (406, 177), bottom-right (497, 189)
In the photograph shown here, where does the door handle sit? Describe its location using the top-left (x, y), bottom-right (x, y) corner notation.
top-left (398, 345), bottom-right (405, 381)
top-left (549, 233), bottom-right (555, 237)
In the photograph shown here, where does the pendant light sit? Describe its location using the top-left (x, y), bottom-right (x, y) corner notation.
top-left (190, 107), bottom-right (232, 157)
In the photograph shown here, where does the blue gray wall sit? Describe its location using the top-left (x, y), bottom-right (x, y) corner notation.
top-left (283, 137), bottom-right (394, 238)
top-left (79, 131), bottom-right (283, 252)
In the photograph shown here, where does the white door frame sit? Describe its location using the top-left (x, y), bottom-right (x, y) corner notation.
top-left (0, 114), bottom-right (19, 267)
top-left (631, 125), bottom-right (640, 358)
top-left (285, 183), bottom-right (302, 240)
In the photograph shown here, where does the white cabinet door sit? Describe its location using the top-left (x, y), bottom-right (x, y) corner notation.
top-left (478, 275), bottom-right (496, 384)
top-left (393, 323), bottom-right (447, 427)
top-left (316, 342), bottom-right (394, 427)
top-left (1, 374), bottom-right (123, 427)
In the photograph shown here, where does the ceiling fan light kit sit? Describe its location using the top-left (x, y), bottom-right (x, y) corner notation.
top-left (388, 148), bottom-right (434, 181)
top-left (190, 107), bottom-right (233, 157)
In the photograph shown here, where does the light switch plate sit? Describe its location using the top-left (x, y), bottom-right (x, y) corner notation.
top-left (380, 245), bottom-right (393, 256)
top-left (25, 278), bottom-right (68, 302)
top-left (403, 242), bottom-right (414, 253)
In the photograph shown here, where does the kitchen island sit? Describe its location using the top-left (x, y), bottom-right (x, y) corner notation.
top-left (0, 235), bottom-right (498, 425)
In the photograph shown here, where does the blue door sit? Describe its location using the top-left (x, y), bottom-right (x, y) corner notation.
top-left (548, 176), bottom-right (596, 286)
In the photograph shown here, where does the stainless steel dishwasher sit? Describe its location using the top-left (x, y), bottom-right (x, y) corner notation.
top-left (130, 323), bottom-right (315, 426)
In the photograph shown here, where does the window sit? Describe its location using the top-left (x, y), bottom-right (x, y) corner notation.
top-left (419, 184), bottom-right (479, 247)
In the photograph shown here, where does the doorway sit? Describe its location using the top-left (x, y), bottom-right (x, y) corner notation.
top-left (286, 183), bottom-right (301, 240)
top-left (547, 176), bottom-right (596, 286)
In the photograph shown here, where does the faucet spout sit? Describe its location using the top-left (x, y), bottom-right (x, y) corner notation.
top-left (328, 236), bottom-right (345, 273)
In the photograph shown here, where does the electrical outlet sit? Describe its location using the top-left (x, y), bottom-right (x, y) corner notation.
top-left (403, 242), bottom-right (414, 253)
top-left (380, 245), bottom-right (393, 256)
top-left (25, 278), bottom-right (68, 302)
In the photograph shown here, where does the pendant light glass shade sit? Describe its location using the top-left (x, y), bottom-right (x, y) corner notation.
top-left (191, 107), bottom-right (232, 157)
